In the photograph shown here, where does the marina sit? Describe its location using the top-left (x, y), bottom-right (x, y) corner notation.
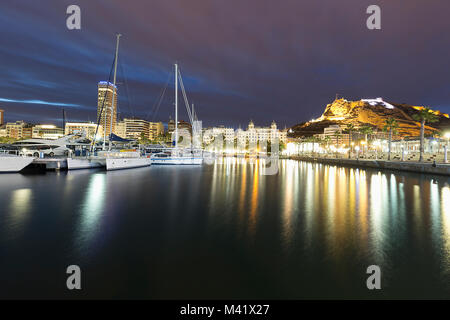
top-left (1, 0), bottom-right (450, 303)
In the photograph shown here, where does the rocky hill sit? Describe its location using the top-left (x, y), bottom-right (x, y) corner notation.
top-left (289, 98), bottom-right (450, 138)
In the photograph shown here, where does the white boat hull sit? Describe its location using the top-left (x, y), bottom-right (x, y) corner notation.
top-left (0, 155), bottom-right (34, 173)
top-left (151, 157), bottom-right (203, 165)
top-left (106, 157), bottom-right (152, 170)
top-left (67, 158), bottom-right (106, 170)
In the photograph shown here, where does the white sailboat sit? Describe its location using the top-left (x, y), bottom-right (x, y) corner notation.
top-left (68, 34), bottom-right (151, 171)
top-left (151, 63), bottom-right (203, 165)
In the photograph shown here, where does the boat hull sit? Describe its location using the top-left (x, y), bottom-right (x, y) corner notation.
top-left (67, 158), bottom-right (106, 170)
top-left (0, 156), bottom-right (34, 173)
top-left (151, 157), bottom-right (203, 165)
top-left (106, 158), bottom-right (152, 171)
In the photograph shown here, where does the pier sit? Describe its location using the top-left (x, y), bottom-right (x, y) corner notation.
top-left (289, 155), bottom-right (450, 176)
top-left (30, 158), bottom-right (68, 170)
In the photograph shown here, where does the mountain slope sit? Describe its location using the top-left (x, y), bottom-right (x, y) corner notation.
top-left (290, 98), bottom-right (450, 138)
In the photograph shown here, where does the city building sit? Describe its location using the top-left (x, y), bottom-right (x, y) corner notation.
top-left (203, 126), bottom-right (235, 145)
top-left (115, 121), bottom-right (126, 139)
top-left (97, 81), bottom-right (118, 138)
top-left (149, 121), bottom-right (164, 141)
top-left (315, 124), bottom-right (350, 145)
top-left (32, 124), bottom-right (64, 139)
top-left (0, 126), bottom-right (6, 137)
top-left (65, 122), bottom-right (103, 140)
top-left (123, 118), bottom-right (150, 140)
top-left (0, 108), bottom-right (4, 125)
top-left (5, 121), bottom-right (32, 139)
top-left (114, 118), bottom-right (164, 141)
top-left (203, 121), bottom-right (288, 149)
top-left (168, 119), bottom-right (192, 135)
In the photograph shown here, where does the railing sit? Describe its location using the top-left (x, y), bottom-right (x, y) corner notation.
top-left (289, 151), bottom-right (449, 164)
top-left (0, 149), bottom-right (20, 156)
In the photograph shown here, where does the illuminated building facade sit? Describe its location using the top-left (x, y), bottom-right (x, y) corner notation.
top-left (32, 124), bottom-right (64, 139)
top-left (65, 122), bottom-right (103, 140)
top-left (149, 121), bottom-right (164, 140)
top-left (6, 121), bottom-right (32, 139)
top-left (97, 81), bottom-right (118, 138)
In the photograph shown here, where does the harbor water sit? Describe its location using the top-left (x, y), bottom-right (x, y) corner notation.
top-left (1, 158), bottom-right (450, 299)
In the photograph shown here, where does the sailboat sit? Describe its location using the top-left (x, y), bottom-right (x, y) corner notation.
top-left (150, 64), bottom-right (203, 165)
top-left (68, 34), bottom-right (151, 170)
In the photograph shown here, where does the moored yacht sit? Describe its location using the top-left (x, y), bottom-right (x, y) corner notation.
top-left (150, 64), bottom-right (203, 166)
top-left (151, 151), bottom-right (203, 165)
top-left (0, 154), bottom-right (34, 173)
top-left (68, 34), bottom-right (151, 171)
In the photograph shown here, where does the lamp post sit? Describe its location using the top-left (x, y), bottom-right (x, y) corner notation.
top-left (444, 132), bottom-right (450, 163)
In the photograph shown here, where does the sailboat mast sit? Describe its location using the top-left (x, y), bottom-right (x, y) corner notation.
top-left (174, 63), bottom-right (178, 149)
top-left (109, 33), bottom-right (121, 151)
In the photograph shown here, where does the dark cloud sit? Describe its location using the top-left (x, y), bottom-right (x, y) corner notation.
top-left (0, 0), bottom-right (449, 127)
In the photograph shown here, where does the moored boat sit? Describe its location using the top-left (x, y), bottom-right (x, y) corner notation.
top-left (106, 156), bottom-right (152, 170)
top-left (67, 157), bottom-right (106, 170)
top-left (150, 152), bottom-right (203, 165)
top-left (0, 154), bottom-right (34, 173)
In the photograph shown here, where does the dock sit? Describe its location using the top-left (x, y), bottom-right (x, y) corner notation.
top-left (30, 158), bottom-right (68, 170)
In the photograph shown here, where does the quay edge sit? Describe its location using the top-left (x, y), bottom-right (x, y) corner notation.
top-left (288, 156), bottom-right (450, 176)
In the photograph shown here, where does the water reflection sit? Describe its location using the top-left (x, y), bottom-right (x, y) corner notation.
top-left (3, 158), bottom-right (450, 298)
top-left (76, 173), bottom-right (106, 253)
top-left (206, 159), bottom-right (450, 283)
top-left (7, 188), bottom-right (33, 238)
top-left (442, 186), bottom-right (450, 272)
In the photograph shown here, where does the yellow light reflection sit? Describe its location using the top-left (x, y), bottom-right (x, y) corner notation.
top-left (78, 173), bottom-right (106, 249)
top-left (10, 188), bottom-right (32, 221)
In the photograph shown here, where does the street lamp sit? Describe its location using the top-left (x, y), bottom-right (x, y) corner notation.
top-left (444, 132), bottom-right (450, 163)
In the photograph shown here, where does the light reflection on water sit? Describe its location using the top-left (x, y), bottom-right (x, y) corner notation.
top-left (6, 188), bottom-right (33, 238)
top-left (76, 173), bottom-right (106, 254)
top-left (1, 159), bottom-right (450, 298)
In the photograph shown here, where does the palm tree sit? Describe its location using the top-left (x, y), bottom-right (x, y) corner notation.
top-left (345, 123), bottom-right (355, 158)
top-left (383, 118), bottom-right (399, 160)
top-left (324, 136), bottom-right (331, 148)
top-left (359, 125), bottom-right (374, 155)
top-left (359, 125), bottom-right (374, 143)
top-left (412, 107), bottom-right (439, 162)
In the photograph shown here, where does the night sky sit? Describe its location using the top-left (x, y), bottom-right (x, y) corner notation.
top-left (1, 0), bottom-right (450, 128)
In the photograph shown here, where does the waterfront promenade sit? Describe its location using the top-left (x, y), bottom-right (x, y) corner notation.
top-left (288, 153), bottom-right (450, 176)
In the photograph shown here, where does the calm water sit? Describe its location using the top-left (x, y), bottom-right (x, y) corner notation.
top-left (1, 159), bottom-right (450, 299)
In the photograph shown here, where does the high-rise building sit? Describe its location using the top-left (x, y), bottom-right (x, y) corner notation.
top-left (0, 109), bottom-right (4, 125)
top-left (97, 81), bottom-right (118, 138)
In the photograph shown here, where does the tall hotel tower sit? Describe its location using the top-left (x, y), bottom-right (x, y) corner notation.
top-left (97, 81), bottom-right (118, 137)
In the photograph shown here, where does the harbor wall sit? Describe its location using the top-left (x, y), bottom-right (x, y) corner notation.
top-left (288, 156), bottom-right (450, 176)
